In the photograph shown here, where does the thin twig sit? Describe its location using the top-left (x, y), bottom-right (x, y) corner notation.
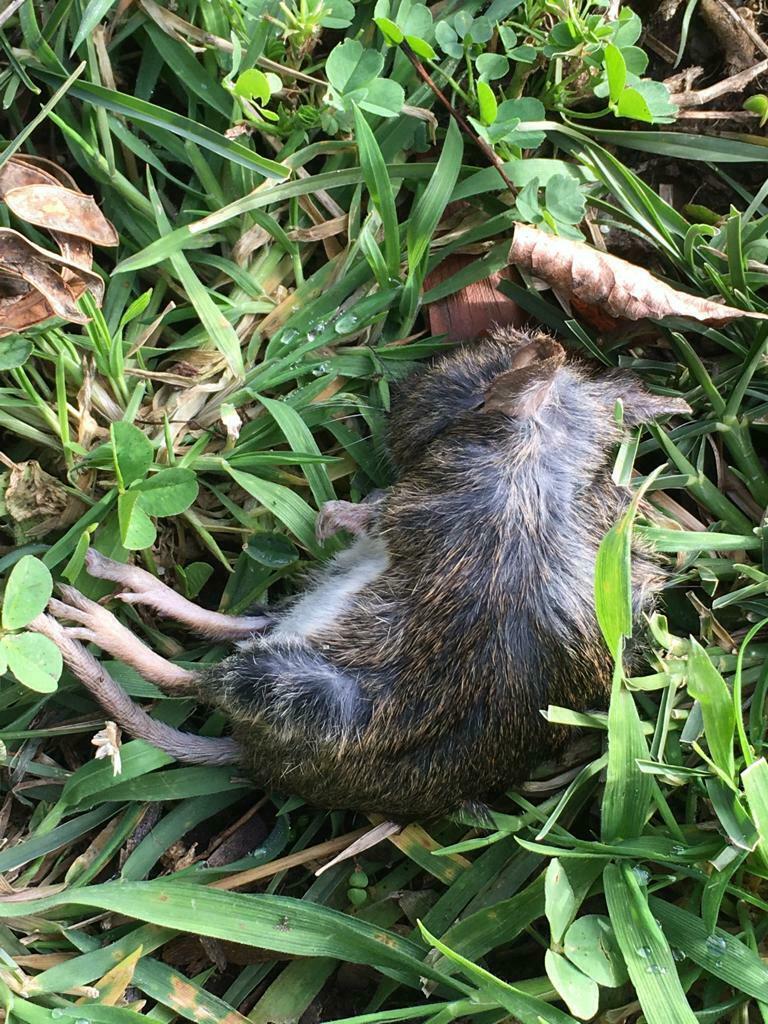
top-left (671, 57), bottom-right (768, 107)
top-left (399, 40), bottom-right (517, 196)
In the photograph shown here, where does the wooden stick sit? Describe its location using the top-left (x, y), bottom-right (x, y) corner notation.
top-left (398, 41), bottom-right (517, 196)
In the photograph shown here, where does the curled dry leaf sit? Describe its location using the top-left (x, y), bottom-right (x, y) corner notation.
top-left (3, 459), bottom-right (87, 540)
top-left (0, 229), bottom-right (101, 327)
top-left (5, 185), bottom-right (118, 246)
top-left (509, 223), bottom-right (768, 326)
top-left (0, 155), bottom-right (117, 335)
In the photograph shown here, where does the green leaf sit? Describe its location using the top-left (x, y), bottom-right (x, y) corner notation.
top-left (604, 863), bottom-right (698, 1024)
top-left (70, 0), bottom-right (118, 52)
top-left (563, 916), bottom-right (629, 987)
top-left (0, 335), bottom-right (33, 370)
top-left (405, 34), bottom-right (436, 59)
top-left (744, 93), bottom-right (768, 127)
top-left (544, 175), bottom-right (586, 225)
top-left (601, 680), bottom-right (653, 843)
top-left (476, 80), bottom-right (498, 126)
top-left (435, 21), bottom-right (462, 57)
top-left (617, 85), bottom-right (652, 122)
top-left (176, 561), bottom-right (214, 600)
top-left (406, 117), bottom-right (464, 270)
top-left (326, 39), bottom-right (384, 93)
top-left (604, 43), bottom-right (627, 105)
top-left (0, 881), bottom-right (459, 992)
top-left (629, 80), bottom-right (678, 123)
top-left (2, 631), bottom-right (62, 692)
top-left (234, 69), bottom-right (272, 103)
top-left (374, 17), bottom-right (404, 44)
top-left (353, 106), bottom-right (401, 279)
top-left (134, 468), bottom-right (199, 517)
top-left (475, 53), bottom-right (509, 81)
top-left (146, 175), bottom-right (245, 378)
top-left (545, 859), bottom-right (577, 944)
top-left (515, 178), bottom-right (541, 222)
top-left (650, 895), bottom-right (768, 1002)
top-left (742, 758), bottom-right (768, 867)
top-left (225, 466), bottom-right (320, 555)
top-left (111, 420), bottom-right (154, 489)
top-left (359, 78), bottom-right (405, 118)
top-left (246, 532), bottom-right (299, 568)
top-left (320, 0), bottom-right (354, 28)
top-left (118, 491), bottom-right (157, 551)
top-left (686, 638), bottom-right (735, 777)
top-left (418, 921), bottom-right (579, 1023)
top-left (594, 503), bottom-right (634, 662)
top-left (544, 950), bottom-right (599, 1021)
top-left (485, 97), bottom-right (546, 148)
top-left (2, 554), bottom-right (53, 629)
top-left (30, 70), bottom-right (287, 179)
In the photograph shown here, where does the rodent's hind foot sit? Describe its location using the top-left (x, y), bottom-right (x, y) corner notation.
top-left (28, 612), bottom-right (241, 767)
top-left (84, 549), bottom-right (272, 640)
top-left (48, 585), bottom-right (197, 691)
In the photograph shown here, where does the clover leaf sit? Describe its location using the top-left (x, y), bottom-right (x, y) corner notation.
top-left (325, 39), bottom-right (404, 127)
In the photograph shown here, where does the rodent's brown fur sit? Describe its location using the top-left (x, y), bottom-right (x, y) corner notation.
top-left (197, 328), bottom-right (689, 820)
top-left (34, 328), bottom-right (689, 822)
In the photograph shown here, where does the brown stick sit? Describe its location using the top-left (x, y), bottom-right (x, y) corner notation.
top-left (398, 41), bottom-right (517, 196)
top-left (671, 58), bottom-right (768, 107)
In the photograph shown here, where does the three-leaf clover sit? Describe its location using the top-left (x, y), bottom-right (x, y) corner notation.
top-left (515, 174), bottom-right (587, 239)
top-left (112, 422), bottom-right (199, 551)
top-left (325, 39), bottom-right (405, 128)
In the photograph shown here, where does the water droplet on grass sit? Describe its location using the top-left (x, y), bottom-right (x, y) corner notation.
top-left (706, 934), bottom-right (727, 957)
top-left (335, 313), bottom-right (359, 333)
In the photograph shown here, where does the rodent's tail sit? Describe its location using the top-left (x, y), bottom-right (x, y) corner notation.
top-left (30, 614), bottom-right (242, 766)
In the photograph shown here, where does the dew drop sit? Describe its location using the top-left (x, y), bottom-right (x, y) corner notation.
top-left (646, 964), bottom-right (667, 975)
top-left (280, 329), bottom-right (298, 345)
top-left (672, 947), bottom-right (686, 963)
top-left (671, 844), bottom-right (686, 856)
top-left (51, 1011), bottom-right (65, 1019)
top-left (312, 361), bottom-right (332, 376)
top-left (636, 946), bottom-right (652, 959)
top-left (335, 313), bottom-right (360, 333)
top-left (633, 866), bottom-right (650, 886)
top-left (705, 934), bottom-right (727, 957)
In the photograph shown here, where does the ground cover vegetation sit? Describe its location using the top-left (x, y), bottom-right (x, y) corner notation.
top-left (1, 0), bottom-right (768, 1021)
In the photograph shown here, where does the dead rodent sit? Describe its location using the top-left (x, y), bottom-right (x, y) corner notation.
top-left (32, 328), bottom-right (690, 822)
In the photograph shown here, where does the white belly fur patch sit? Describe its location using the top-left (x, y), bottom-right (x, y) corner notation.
top-left (272, 534), bottom-right (389, 641)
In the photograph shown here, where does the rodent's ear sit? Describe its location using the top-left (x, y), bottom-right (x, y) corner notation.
top-left (483, 341), bottom-right (566, 418)
top-left (615, 382), bottom-right (691, 425)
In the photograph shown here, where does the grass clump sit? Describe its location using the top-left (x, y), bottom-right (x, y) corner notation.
top-left (0, 1), bottom-right (768, 1022)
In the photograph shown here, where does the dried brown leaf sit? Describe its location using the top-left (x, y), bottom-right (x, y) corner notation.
top-left (4, 460), bottom-right (86, 539)
top-left (0, 285), bottom-right (56, 337)
top-left (0, 229), bottom-right (106, 334)
top-left (0, 157), bottom-right (97, 272)
top-left (508, 224), bottom-right (768, 325)
top-left (0, 230), bottom-right (86, 322)
top-left (86, 947), bottom-right (144, 1007)
top-left (5, 185), bottom-right (118, 246)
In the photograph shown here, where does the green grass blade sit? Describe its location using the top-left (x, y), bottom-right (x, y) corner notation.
top-left (604, 863), bottom-right (698, 1024)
